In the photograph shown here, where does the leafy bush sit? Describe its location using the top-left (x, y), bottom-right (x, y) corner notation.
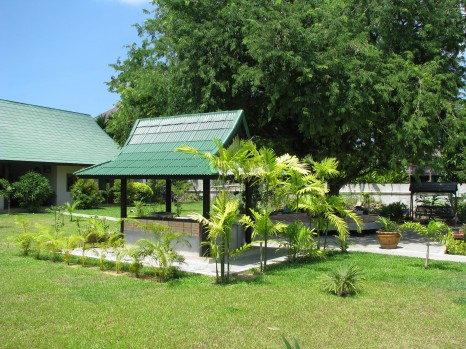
top-left (132, 182), bottom-right (153, 202)
top-left (378, 201), bottom-right (408, 223)
top-left (443, 232), bottom-right (466, 256)
top-left (113, 180), bottom-right (153, 204)
top-left (322, 264), bottom-right (365, 297)
top-left (70, 179), bottom-right (103, 209)
top-left (457, 198), bottom-right (466, 224)
top-left (12, 171), bottom-right (53, 212)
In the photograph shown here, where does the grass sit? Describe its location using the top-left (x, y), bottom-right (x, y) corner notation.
top-left (1, 213), bottom-right (465, 349)
top-left (74, 201), bottom-right (204, 218)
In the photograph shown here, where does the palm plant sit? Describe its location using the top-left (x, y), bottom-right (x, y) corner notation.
top-left (298, 158), bottom-right (361, 252)
top-left (247, 148), bottom-right (309, 270)
top-left (13, 232), bottom-right (37, 256)
top-left (279, 220), bottom-right (316, 262)
top-left (299, 194), bottom-right (362, 252)
top-left (35, 230), bottom-right (64, 262)
top-left (322, 264), bottom-right (365, 297)
top-left (190, 191), bottom-right (240, 283)
top-left (177, 137), bottom-right (255, 282)
top-left (136, 221), bottom-right (189, 281)
top-left (176, 137), bottom-right (256, 181)
top-left (240, 208), bottom-right (287, 271)
top-left (64, 200), bottom-right (81, 221)
top-left (62, 234), bottom-right (82, 265)
top-left (107, 233), bottom-right (126, 274)
top-left (400, 220), bottom-right (450, 269)
top-left (126, 243), bottom-right (148, 278)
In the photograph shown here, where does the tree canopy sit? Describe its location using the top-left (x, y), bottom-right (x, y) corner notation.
top-left (107, 0), bottom-right (466, 191)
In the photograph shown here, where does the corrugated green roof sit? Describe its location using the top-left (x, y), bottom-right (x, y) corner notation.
top-left (75, 110), bottom-right (249, 178)
top-left (0, 99), bottom-right (119, 165)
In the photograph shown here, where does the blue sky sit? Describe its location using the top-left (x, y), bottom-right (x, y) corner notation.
top-left (0, 0), bottom-right (151, 116)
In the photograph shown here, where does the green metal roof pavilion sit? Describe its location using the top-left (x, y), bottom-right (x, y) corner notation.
top-left (75, 110), bottom-right (252, 252)
top-left (75, 110), bottom-right (249, 179)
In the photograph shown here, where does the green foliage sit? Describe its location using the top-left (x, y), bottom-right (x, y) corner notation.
top-left (400, 220), bottom-right (450, 269)
top-left (132, 182), bottom-right (153, 203)
top-left (126, 244), bottom-right (146, 278)
top-left (241, 208), bottom-right (287, 271)
top-left (378, 202), bottom-right (408, 223)
top-left (12, 171), bottom-right (53, 212)
top-left (443, 232), bottom-right (466, 256)
top-left (279, 221), bottom-right (317, 263)
top-left (64, 201), bottom-right (80, 221)
top-left (376, 216), bottom-right (400, 232)
top-left (299, 194), bottom-right (362, 252)
top-left (70, 179), bottom-right (103, 209)
top-left (322, 264), bottom-right (365, 297)
top-left (191, 191), bottom-right (241, 283)
top-left (46, 205), bottom-right (65, 232)
top-left (282, 336), bottom-right (301, 349)
top-left (100, 182), bottom-right (114, 205)
top-left (456, 197), bottom-right (466, 224)
top-left (14, 232), bottom-right (37, 256)
top-left (0, 178), bottom-right (14, 214)
top-left (112, 180), bottom-right (153, 204)
top-left (35, 230), bottom-right (64, 262)
top-left (108, 0), bottom-right (466, 190)
top-left (135, 221), bottom-right (189, 282)
top-left (355, 169), bottom-right (410, 184)
top-left (133, 200), bottom-right (146, 217)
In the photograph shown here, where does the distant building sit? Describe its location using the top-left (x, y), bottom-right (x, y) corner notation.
top-left (0, 99), bottom-right (119, 209)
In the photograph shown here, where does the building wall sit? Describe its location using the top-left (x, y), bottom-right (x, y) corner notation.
top-left (55, 165), bottom-right (84, 205)
top-left (0, 162), bottom-right (85, 209)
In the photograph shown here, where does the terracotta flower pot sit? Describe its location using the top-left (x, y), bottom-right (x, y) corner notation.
top-left (377, 231), bottom-right (401, 249)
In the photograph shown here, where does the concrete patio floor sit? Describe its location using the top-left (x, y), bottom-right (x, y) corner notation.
top-left (66, 213), bottom-right (465, 276)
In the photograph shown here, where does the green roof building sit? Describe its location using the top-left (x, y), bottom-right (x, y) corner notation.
top-left (0, 99), bottom-right (119, 209)
top-left (75, 110), bottom-right (251, 255)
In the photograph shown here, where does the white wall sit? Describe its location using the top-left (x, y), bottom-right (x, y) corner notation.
top-left (340, 183), bottom-right (412, 205)
top-left (341, 183), bottom-right (466, 206)
top-left (55, 165), bottom-right (84, 205)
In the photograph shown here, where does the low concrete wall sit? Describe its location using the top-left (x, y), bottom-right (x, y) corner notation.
top-left (340, 183), bottom-right (411, 205)
top-left (124, 217), bottom-right (202, 254)
top-left (341, 183), bottom-right (466, 206)
top-left (124, 217), bottom-right (245, 256)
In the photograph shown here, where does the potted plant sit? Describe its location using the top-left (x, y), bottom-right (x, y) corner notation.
top-left (376, 216), bottom-right (401, 249)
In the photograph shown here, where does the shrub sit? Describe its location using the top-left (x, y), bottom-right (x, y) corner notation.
top-left (322, 264), bottom-right (365, 297)
top-left (70, 179), bottom-right (103, 209)
top-left (12, 171), bottom-right (53, 212)
top-left (378, 201), bottom-right (408, 223)
top-left (443, 232), bottom-right (466, 256)
top-left (132, 182), bottom-right (153, 202)
top-left (113, 180), bottom-right (153, 204)
top-left (457, 198), bottom-right (466, 224)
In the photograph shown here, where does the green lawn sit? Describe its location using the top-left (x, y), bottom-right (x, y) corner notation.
top-left (0, 213), bottom-right (465, 349)
top-left (74, 201), bottom-right (204, 218)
